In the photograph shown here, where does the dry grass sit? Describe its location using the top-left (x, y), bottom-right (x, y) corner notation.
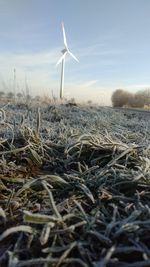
top-left (0, 102), bottom-right (150, 267)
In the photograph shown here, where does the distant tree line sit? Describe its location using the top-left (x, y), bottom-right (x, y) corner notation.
top-left (111, 89), bottom-right (150, 108)
top-left (0, 91), bottom-right (23, 100)
top-left (0, 91), bottom-right (55, 104)
top-left (0, 91), bottom-right (33, 102)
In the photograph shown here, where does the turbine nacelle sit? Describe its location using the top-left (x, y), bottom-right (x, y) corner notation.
top-left (61, 48), bottom-right (67, 54)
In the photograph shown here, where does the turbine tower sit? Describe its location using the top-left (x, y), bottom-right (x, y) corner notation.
top-left (56, 22), bottom-right (79, 99)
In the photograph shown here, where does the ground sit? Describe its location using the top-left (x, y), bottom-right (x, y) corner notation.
top-left (0, 102), bottom-right (150, 267)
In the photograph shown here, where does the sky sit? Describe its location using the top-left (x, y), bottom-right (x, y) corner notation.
top-left (0, 0), bottom-right (150, 104)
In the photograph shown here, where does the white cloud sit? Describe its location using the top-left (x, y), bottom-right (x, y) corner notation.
top-left (0, 49), bottom-right (60, 69)
top-left (126, 84), bottom-right (150, 91)
top-left (76, 42), bottom-right (125, 59)
top-left (79, 80), bottom-right (98, 88)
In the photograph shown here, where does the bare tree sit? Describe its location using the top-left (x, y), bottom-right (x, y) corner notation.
top-left (128, 91), bottom-right (145, 108)
top-left (112, 88), bottom-right (150, 108)
top-left (87, 100), bottom-right (92, 105)
top-left (34, 95), bottom-right (41, 101)
top-left (25, 94), bottom-right (32, 105)
top-left (0, 91), bottom-right (5, 99)
top-left (141, 89), bottom-right (150, 105)
top-left (7, 92), bottom-right (14, 100)
top-left (17, 92), bottom-right (23, 100)
top-left (111, 89), bottom-right (131, 107)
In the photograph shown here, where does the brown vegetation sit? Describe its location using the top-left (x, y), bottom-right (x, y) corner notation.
top-left (112, 88), bottom-right (150, 108)
top-left (111, 89), bottom-right (131, 107)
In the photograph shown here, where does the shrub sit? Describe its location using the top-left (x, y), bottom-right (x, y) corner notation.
top-left (128, 91), bottom-right (145, 108)
top-left (141, 89), bottom-right (150, 105)
top-left (111, 89), bottom-right (131, 107)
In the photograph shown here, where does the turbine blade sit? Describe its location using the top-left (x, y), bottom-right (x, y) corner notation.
top-left (56, 52), bottom-right (67, 66)
top-left (62, 22), bottom-right (68, 49)
top-left (68, 51), bottom-right (79, 62)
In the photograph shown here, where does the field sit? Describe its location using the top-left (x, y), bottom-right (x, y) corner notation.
top-left (0, 102), bottom-right (150, 267)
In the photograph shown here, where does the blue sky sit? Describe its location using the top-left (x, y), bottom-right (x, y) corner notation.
top-left (0, 0), bottom-right (150, 103)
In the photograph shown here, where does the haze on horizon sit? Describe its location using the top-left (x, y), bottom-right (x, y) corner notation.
top-left (0, 0), bottom-right (150, 104)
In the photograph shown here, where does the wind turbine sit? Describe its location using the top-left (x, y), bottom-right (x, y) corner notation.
top-left (56, 22), bottom-right (79, 99)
